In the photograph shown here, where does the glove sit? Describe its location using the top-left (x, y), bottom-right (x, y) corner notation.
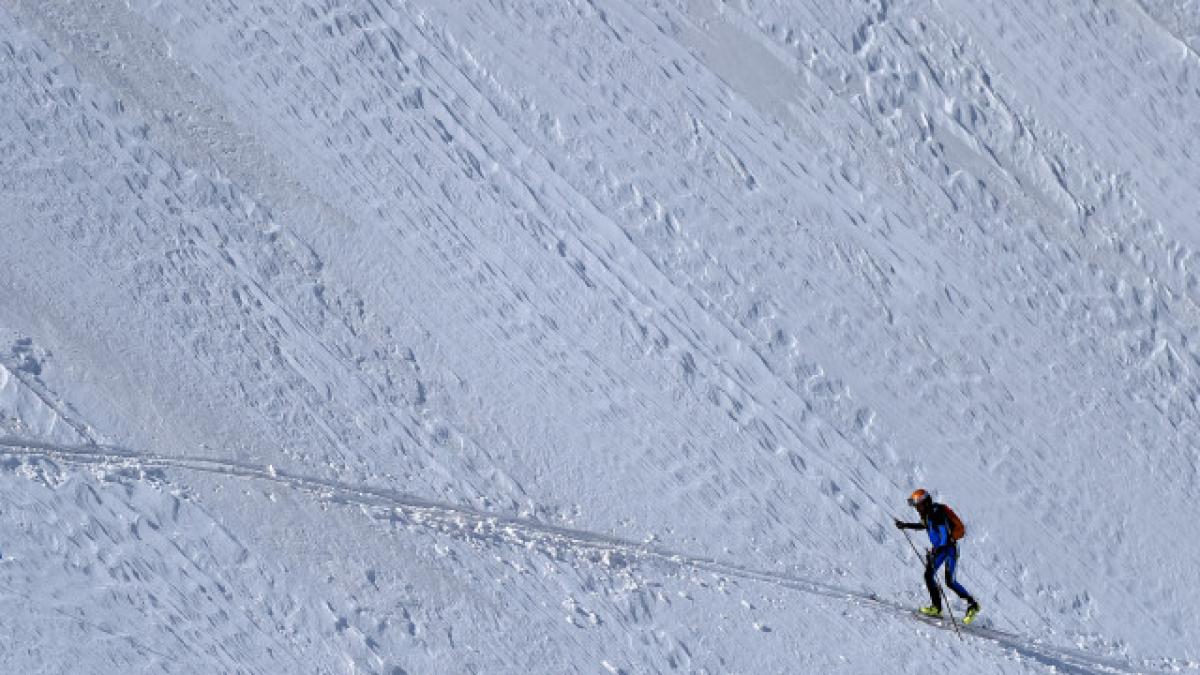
top-left (893, 518), bottom-right (905, 529)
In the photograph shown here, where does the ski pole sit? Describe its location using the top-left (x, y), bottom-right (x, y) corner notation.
top-left (899, 527), bottom-right (923, 562)
top-left (939, 580), bottom-right (962, 638)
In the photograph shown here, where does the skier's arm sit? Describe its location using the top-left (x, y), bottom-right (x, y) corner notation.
top-left (893, 518), bottom-right (923, 530)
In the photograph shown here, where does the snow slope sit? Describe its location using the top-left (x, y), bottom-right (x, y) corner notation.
top-left (2, 0), bottom-right (1199, 672)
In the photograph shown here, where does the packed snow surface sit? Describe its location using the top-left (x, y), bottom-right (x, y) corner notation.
top-left (2, 0), bottom-right (1200, 672)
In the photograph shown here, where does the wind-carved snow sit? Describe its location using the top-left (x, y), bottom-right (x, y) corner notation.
top-left (2, 0), bottom-right (1199, 672)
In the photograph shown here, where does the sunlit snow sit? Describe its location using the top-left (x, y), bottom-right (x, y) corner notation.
top-left (2, 0), bottom-right (1199, 672)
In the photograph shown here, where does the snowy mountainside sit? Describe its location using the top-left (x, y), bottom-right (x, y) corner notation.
top-left (2, 0), bottom-right (1199, 672)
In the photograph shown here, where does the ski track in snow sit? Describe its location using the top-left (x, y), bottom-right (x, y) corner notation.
top-left (0, 435), bottom-right (1178, 675)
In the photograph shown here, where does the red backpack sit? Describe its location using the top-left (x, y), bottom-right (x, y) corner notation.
top-left (943, 504), bottom-right (966, 541)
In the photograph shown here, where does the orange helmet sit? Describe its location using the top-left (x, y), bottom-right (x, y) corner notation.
top-left (908, 488), bottom-right (932, 508)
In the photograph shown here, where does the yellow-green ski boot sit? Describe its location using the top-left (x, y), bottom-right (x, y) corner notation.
top-left (918, 605), bottom-right (942, 618)
top-left (963, 602), bottom-right (981, 625)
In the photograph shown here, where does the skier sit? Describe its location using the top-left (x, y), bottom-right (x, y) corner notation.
top-left (894, 488), bottom-right (981, 624)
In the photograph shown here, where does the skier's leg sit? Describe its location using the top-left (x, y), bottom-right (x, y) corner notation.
top-left (923, 555), bottom-right (943, 610)
top-left (942, 549), bottom-right (973, 601)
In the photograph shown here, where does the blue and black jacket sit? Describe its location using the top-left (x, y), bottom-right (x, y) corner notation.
top-left (897, 503), bottom-right (956, 556)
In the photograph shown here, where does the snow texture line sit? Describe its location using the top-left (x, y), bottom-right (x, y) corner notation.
top-left (0, 436), bottom-right (1168, 675)
top-left (0, 356), bottom-right (98, 445)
